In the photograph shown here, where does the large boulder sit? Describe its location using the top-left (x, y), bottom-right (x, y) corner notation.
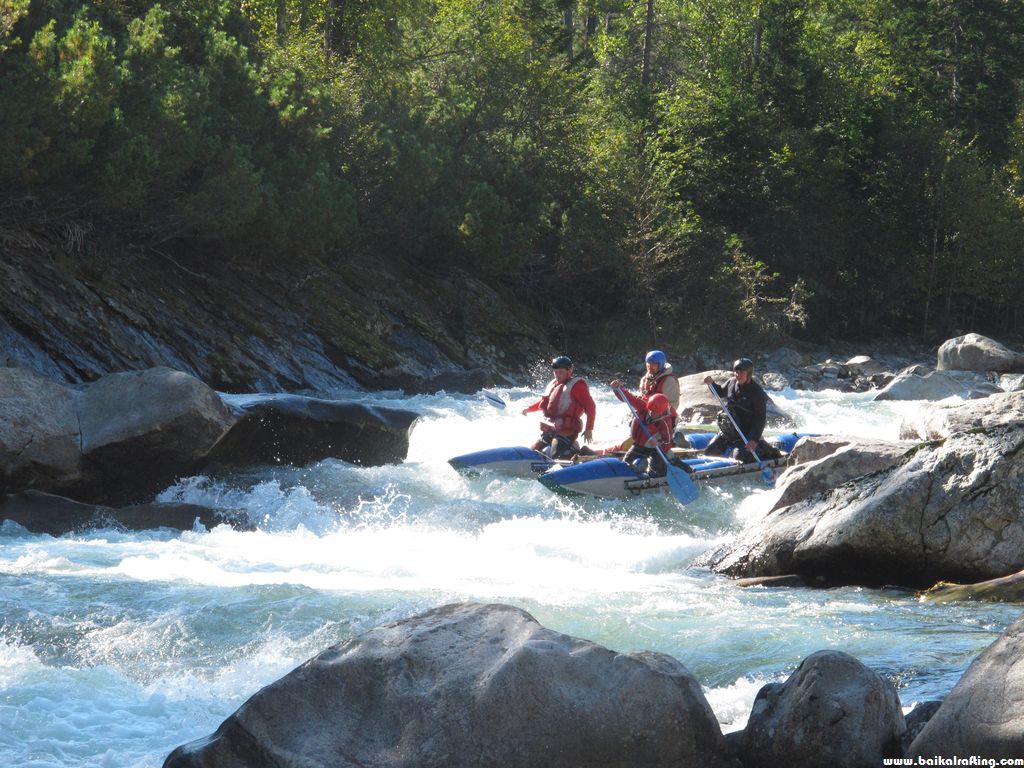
top-left (872, 368), bottom-right (1001, 401)
top-left (736, 650), bottom-right (905, 768)
top-left (0, 367), bottom-right (83, 493)
top-left (676, 371), bottom-right (794, 428)
top-left (76, 367), bottom-right (235, 502)
top-left (206, 394), bottom-right (418, 467)
top-left (937, 333), bottom-right (1024, 373)
top-left (163, 602), bottom-right (731, 768)
top-left (899, 390), bottom-right (1024, 440)
top-left (3, 365), bottom-right (233, 502)
top-left (908, 614), bottom-right (1024, 759)
top-left (770, 436), bottom-right (914, 512)
top-left (707, 424), bottom-right (1024, 588)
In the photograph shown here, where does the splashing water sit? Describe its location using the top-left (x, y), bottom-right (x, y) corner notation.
top-left (1, 386), bottom-right (1018, 766)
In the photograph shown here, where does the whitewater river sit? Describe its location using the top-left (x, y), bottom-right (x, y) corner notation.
top-left (2, 383), bottom-right (1020, 766)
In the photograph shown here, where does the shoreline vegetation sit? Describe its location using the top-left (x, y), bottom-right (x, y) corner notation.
top-left (3, 0), bottom-right (1024, 374)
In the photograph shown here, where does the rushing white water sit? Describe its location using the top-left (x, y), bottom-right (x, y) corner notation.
top-left (1, 384), bottom-right (1019, 767)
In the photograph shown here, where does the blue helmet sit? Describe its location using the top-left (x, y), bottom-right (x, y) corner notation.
top-left (645, 350), bottom-right (666, 371)
top-left (551, 355), bottom-right (573, 369)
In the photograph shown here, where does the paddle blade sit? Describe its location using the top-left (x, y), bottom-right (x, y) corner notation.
top-left (666, 464), bottom-right (700, 505)
top-left (481, 391), bottom-right (506, 409)
top-left (760, 464), bottom-right (776, 489)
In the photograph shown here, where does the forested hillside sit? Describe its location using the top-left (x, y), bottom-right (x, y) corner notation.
top-left (2, 0), bottom-right (1023, 355)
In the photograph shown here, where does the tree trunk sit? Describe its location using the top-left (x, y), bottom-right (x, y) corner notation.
top-left (922, 211), bottom-right (940, 341)
top-left (276, 0), bottom-right (288, 43)
top-left (327, 0), bottom-right (350, 58)
top-left (564, 6), bottom-right (574, 63)
top-left (641, 0), bottom-right (654, 86)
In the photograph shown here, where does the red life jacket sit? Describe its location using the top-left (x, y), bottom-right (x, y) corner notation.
top-left (640, 371), bottom-right (678, 428)
top-left (630, 411), bottom-right (672, 449)
top-left (542, 376), bottom-right (585, 434)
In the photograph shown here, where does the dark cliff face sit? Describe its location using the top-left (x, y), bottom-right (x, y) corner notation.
top-left (0, 228), bottom-right (548, 393)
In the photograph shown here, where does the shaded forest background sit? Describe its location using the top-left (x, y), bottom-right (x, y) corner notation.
top-left (2, 0), bottom-right (1023, 355)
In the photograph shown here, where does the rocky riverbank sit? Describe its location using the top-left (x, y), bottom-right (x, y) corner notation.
top-left (0, 237), bottom-right (547, 394)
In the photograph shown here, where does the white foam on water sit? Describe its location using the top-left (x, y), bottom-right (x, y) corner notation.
top-left (705, 675), bottom-right (782, 732)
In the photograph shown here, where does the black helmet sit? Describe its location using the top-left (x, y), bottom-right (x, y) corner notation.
top-left (551, 355), bottom-right (573, 369)
top-left (732, 357), bottom-right (754, 372)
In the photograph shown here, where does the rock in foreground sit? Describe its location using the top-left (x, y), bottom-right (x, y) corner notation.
top-left (164, 603), bottom-right (730, 768)
top-left (736, 650), bottom-right (905, 768)
top-left (908, 614), bottom-right (1024, 759)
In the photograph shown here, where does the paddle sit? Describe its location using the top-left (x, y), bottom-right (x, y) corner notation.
top-left (615, 387), bottom-right (699, 506)
top-left (706, 383), bottom-right (776, 488)
top-left (480, 391), bottom-right (507, 409)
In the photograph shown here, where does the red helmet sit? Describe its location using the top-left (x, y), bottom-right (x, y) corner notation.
top-left (646, 393), bottom-right (670, 415)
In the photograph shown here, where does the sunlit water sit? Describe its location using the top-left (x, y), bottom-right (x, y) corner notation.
top-left (2, 384), bottom-right (1020, 767)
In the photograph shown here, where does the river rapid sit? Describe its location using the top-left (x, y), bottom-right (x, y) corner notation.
top-left (2, 383), bottom-right (1020, 767)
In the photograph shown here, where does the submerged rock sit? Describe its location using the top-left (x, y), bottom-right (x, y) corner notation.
top-left (0, 489), bottom-right (250, 534)
top-left (163, 602), bottom-right (731, 768)
top-left (707, 424), bottom-right (1024, 588)
top-left (908, 614), bottom-right (1024, 759)
top-left (920, 569), bottom-right (1024, 603)
top-left (735, 650), bottom-right (905, 768)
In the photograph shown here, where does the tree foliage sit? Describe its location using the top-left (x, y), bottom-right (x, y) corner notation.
top-left (2, 0), bottom-right (1023, 343)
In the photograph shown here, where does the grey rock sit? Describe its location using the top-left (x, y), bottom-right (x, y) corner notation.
top-left (845, 355), bottom-right (888, 377)
top-left (763, 347), bottom-right (805, 371)
top-left (207, 394), bottom-right (418, 467)
top-left (873, 369), bottom-right (1002, 401)
top-left (4, 365), bottom-right (236, 503)
top-left (937, 333), bottom-right (1024, 373)
top-left (163, 602), bottom-right (731, 768)
top-left (677, 371), bottom-right (795, 428)
top-left (738, 650), bottom-right (905, 768)
top-left (908, 615), bottom-right (1024, 759)
top-left (708, 424), bottom-right (1024, 587)
top-left (899, 390), bottom-right (1024, 440)
top-left (900, 700), bottom-right (942, 754)
top-left (999, 373), bottom-right (1024, 392)
top-left (0, 247), bottom-right (544, 396)
top-left (0, 367), bottom-right (82, 494)
top-left (759, 372), bottom-right (790, 391)
top-left (76, 367), bottom-right (235, 502)
top-left (771, 436), bottom-right (915, 512)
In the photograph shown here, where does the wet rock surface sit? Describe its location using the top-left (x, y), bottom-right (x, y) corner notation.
top-left (164, 602), bottom-right (732, 768)
top-left (705, 424), bottom-right (1024, 588)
